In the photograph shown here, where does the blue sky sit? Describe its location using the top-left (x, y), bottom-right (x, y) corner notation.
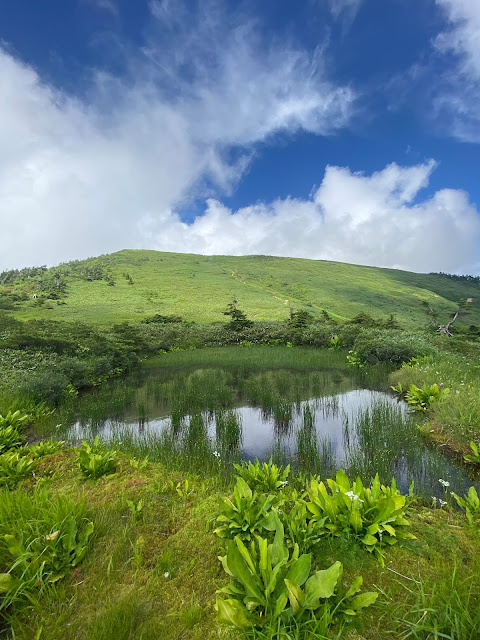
top-left (1, 0), bottom-right (479, 273)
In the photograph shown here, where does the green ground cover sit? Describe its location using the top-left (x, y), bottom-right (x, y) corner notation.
top-left (0, 447), bottom-right (479, 640)
top-left (2, 250), bottom-right (479, 327)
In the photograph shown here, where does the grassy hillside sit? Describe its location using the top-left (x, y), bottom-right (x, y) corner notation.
top-left (1, 249), bottom-right (479, 327)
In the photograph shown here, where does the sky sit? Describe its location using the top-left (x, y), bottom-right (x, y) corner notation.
top-left (1, 0), bottom-right (480, 274)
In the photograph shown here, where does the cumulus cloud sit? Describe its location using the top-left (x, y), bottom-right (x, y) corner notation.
top-left (434, 0), bottom-right (480, 140)
top-left (145, 160), bottom-right (480, 274)
top-left (0, 18), bottom-right (355, 270)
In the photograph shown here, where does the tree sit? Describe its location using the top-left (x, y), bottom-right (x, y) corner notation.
top-left (223, 297), bottom-right (253, 331)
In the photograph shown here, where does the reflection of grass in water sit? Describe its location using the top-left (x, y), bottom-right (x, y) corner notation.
top-left (343, 400), bottom-right (475, 497)
top-left (215, 409), bottom-right (242, 458)
top-left (296, 403), bottom-right (335, 476)
top-left (345, 400), bottom-right (419, 483)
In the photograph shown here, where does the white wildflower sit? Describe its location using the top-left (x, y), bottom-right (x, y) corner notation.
top-left (439, 499), bottom-right (447, 507)
top-left (212, 451), bottom-right (220, 458)
top-left (439, 479), bottom-right (450, 487)
top-left (345, 491), bottom-right (364, 503)
top-left (163, 571), bottom-right (170, 578)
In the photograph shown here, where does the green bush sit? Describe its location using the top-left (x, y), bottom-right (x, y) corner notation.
top-left (353, 330), bottom-right (435, 365)
top-left (214, 477), bottom-right (276, 542)
top-left (0, 451), bottom-right (36, 488)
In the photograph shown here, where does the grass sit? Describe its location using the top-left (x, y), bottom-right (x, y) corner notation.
top-left (1, 449), bottom-right (479, 640)
top-left (390, 352), bottom-right (480, 452)
top-left (3, 249), bottom-right (480, 327)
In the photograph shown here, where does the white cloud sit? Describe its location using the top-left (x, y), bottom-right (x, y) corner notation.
top-left (145, 160), bottom-right (480, 274)
top-left (434, 0), bottom-right (480, 140)
top-left (328, 0), bottom-right (362, 21)
top-left (0, 23), bottom-right (355, 270)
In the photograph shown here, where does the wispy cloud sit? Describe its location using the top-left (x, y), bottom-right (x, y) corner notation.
top-left (328, 0), bottom-right (362, 21)
top-left (433, 0), bottom-right (480, 141)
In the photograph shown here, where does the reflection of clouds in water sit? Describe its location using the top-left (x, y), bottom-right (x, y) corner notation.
top-left (67, 389), bottom-right (396, 461)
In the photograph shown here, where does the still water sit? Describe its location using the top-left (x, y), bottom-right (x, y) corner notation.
top-left (57, 349), bottom-right (478, 498)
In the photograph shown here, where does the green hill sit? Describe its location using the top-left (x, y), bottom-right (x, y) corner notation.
top-left (1, 249), bottom-right (479, 327)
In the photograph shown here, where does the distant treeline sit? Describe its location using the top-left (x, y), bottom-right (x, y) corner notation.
top-left (430, 272), bottom-right (480, 284)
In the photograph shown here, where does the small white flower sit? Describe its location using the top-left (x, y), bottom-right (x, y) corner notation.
top-left (279, 480), bottom-right (289, 486)
top-left (439, 479), bottom-right (450, 487)
top-left (439, 499), bottom-right (447, 507)
top-left (212, 451), bottom-right (220, 458)
top-left (163, 571), bottom-right (170, 578)
top-left (345, 491), bottom-right (363, 503)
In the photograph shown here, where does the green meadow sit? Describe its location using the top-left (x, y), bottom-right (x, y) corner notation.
top-left (2, 249), bottom-right (480, 326)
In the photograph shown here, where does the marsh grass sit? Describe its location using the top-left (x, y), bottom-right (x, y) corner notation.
top-left (390, 352), bottom-right (480, 449)
top-left (383, 567), bottom-right (480, 639)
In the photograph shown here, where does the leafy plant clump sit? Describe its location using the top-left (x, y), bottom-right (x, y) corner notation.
top-left (0, 410), bottom-right (30, 455)
top-left (404, 383), bottom-right (449, 412)
top-left (306, 470), bottom-right (415, 565)
top-left (451, 487), bottom-right (480, 526)
top-left (0, 491), bottom-right (94, 613)
top-left (216, 513), bottom-right (377, 634)
top-left (78, 436), bottom-right (118, 479)
top-left (0, 410), bottom-right (30, 431)
top-left (214, 477), bottom-right (277, 542)
top-left (0, 425), bottom-right (23, 454)
top-left (234, 458), bottom-right (290, 493)
top-left (0, 451), bottom-right (36, 488)
top-left (464, 441), bottom-right (480, 465)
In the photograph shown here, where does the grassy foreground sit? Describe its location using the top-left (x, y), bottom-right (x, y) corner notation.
top-left (2, 448), bottom-right (480, 640)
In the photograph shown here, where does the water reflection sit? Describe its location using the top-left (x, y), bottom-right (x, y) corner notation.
top-left (62, 365), bottom-right (478, 498)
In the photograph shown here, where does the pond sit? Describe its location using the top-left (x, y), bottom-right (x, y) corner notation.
top-left (53, 346), bottom-right (478, 498)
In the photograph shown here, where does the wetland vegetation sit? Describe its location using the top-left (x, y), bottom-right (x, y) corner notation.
top-left (1, 250), bottom-right (480, 639)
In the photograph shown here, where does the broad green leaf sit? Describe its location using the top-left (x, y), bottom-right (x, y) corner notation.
top-left (336, 469), bottom-right (350, 491)
top-left (216, 597), bottom-right (252, 629)
top-left (284, 578), bottom-right (304, 615)
top-left (344, 576), bottom-right (363, 598)
top-left (235, 537), bottom-right (256, 575)
top-left (349, 510), bottom-right (363, 534)
top-left (361, 534), bottom-right (377, 546)
top-left (0, 573), bottom-right (18, 593)
top-left (226, 541), bottom-right (264, 602)
top-left (348, 591), bottom-right (378, 610)
top-left (285, 554), bottom-right (311, 587)
top-left (303, 561), bottom-right (342, 609)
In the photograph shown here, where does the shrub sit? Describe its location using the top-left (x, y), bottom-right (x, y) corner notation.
top-left (353, 330), bottom-right (435, 365)
top-left (404, 383), bottom-right (449, 412)
top-left (0, 426), bottom-right (23, 454)
top-left (0, 452), bottom-right (36, 488)
top-left (451, 487), bottom-right (480, 526)
top-left (0, 490), bottom-right (93, 611)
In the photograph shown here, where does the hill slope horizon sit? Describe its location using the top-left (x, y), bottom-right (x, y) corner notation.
top-left (1, 249), bottom-right (479, 327)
